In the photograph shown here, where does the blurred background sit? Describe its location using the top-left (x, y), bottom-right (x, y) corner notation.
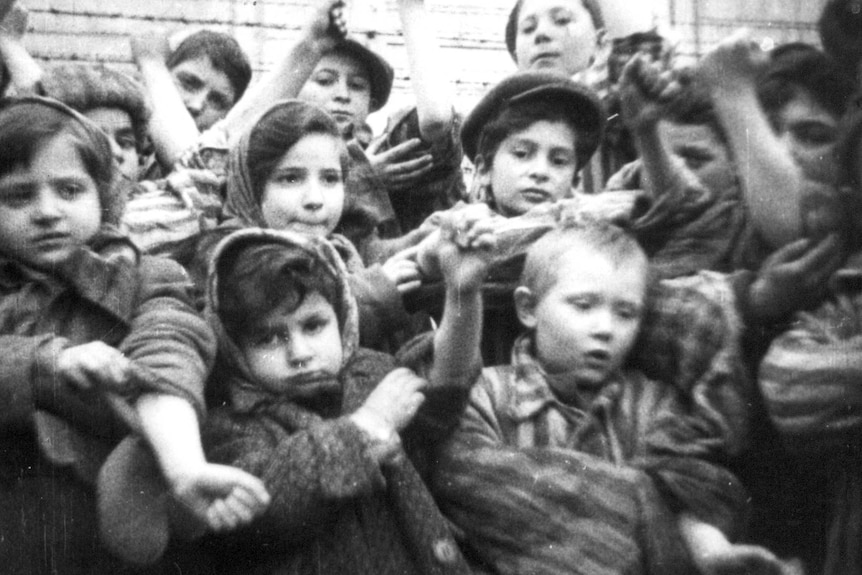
top-left (21, 0), bottom-right (825, 125)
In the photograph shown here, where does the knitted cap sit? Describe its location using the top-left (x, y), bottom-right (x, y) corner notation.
top-left (39, 64), bottom-right (150, 152)
top-left (461, 70), bottom-right (605, 166)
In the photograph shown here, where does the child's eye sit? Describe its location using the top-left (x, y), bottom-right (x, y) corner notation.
top-left (570, 297), bottom-right (593, 311)
top-left (553, 9), bottom-right (573, 26)
top-left (254, 331), bottom-right (288, 347)
top-left (56, 182), bottom-right (84, 199)
top-left (511, 147), bottom-right (531, 160)
top-left (321, 170), bottom-right (343, 186)
top-left (793, 124), bottom-right (836, 147)
top-left (273, 171), bottom-right (303, 185)
top-left (303, 318), bottom-right (328, 335)
top-left (349, 78), bottom-right (370, 92)
top-left (313, 72), bottom-right (336, 87)
top-left (116, 136), bottom-right (137, 150)
top-left (0, 186), bottom-right (33, 208)
top-left (177, 74), bottom-right (202, 92)
top-left (551, 153), bottom-right (575, 167)
top-left (208, 92), bottom-right (231, 113)
top-left (614, 303), bottom-right (641, 321)
top-left (519, 17), bottom-right (537, 35)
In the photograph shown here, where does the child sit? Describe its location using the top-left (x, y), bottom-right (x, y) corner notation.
top-left (39, 63), bottom-right (151, 183)
top-left (0, 97), bottom-right (268, 571)
top-left (167, 29), bottom-right (252, 134)
top-left (191, 99), bottom-right (418, 351)
top-left (193, 214), bottom-right (494, 573)
top-left (750, 110), bottom-right (862, 574)
top-left (432, 218), bottom-right (792, 575)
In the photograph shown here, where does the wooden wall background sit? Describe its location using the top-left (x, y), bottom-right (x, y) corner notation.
top-left (21, 0), bottom-right (828, 127)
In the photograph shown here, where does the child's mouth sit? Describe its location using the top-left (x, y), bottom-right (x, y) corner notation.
top-left (520, 189), bottom-right (551, 203)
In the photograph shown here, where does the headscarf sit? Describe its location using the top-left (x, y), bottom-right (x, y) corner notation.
top-left (204, 228), bottom-right (360, 412)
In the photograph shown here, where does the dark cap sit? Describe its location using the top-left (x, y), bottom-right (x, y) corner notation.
top-left (461, 70), bottom-right (605, 164)
top-left (819, 0), bottom-right (862, 72)
top-left (330, 38), bottom-right (394, 113)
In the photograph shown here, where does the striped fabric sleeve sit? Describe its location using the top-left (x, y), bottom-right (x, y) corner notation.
top-left (759, 300), bottom-right (862, 454)
top-left (433, 376), bottom-right (692, 575)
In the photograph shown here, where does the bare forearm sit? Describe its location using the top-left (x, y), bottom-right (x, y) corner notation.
top-left (221, 35), bottom-right (331, 145)
top-left (0, 38), bottom-right (42, 95)
top-left (398, 0), bottom-right (454, 142)
top-left (430, 286), bottom-right (483, 388)
top-left (713, 85), bottom-right (804, 246)
top-left (633, 122), bottom-right (686, 200)
top-left (137, 393), bottom-right (207, 484)
top-left (137, 58), bottom-right (200, 169)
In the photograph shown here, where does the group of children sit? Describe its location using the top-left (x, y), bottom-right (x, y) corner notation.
top-left (1, 0), bottom-right (861, 573)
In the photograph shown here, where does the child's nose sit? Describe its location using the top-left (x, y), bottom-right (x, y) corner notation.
top-left (287, 336), bottom-right (314, 368)
top-left (33, 189), bottom-right (62, 220)
top-left (528, 157), bottom-right (551, 181)
top-left (590, 309), bottom-right (614, 340)
top-left (302, 183), bottom-right (325, 210)
top-left (184, 91), bottom-right (206, 116)
top-left (333, 80), bottom-right (351, 101)
top-left (108, 138), bottom-right (125, 165)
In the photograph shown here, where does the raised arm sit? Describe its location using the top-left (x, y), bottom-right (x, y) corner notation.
top-left (396, 0), bottom-right (454, 143)
top-left (0, 3), bottom-right (43, 95)
top-left (218, 0), bottom-right (346, 144)
top-left (697, 31), bottom-right (804, 247)
top-left (130, 30), bottom-right (200, 170)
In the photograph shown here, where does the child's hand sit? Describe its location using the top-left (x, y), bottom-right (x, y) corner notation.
top-left (415, 203), bottom-right (496, 282)
top-left (696, 29), bottom-right (768, 91)
top-left (57, 342), bottom-right (133, 393)
top-left (366, 137), bottom-right (435, 193)
top-left (436, 205), bottom-right (498, 292)
top-left (130, 29), bottom-right (172, 65)
top-left (749, 234), bottom-right (843, 323)
top-left (303, 0), bottom-right (347, 45)
top-left (355, 367), bottom-right (426, 434)
top-left (695, 543), bottom-right (803, 575)
top-left (619, 53), bottom-right (677, 131)
top-left (381, 247), bottom-right (422, 294)
top-left (0, 2), bottom-right (28, 41)
top-left (170, 463), bottom-right (271, 534)
top-left (165, 167), bottom-right (224, 211)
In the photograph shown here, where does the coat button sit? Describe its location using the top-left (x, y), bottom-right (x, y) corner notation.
top-left (433, 539), bottom-right (458, 564)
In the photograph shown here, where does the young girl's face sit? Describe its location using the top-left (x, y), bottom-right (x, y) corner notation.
top-left (0, 133), bottom-right (101, 270)
top-left (298, 52), bottom-right (373, 135)
top-left (479, 119), bottom-right (578, 216)
top-left (240, 291), bottom-right (344, 399)
top-left (260, 132), bottom-right (345, 236)
top-left (171, 55), bottom-right (237, 132)
top-left (85, 107), bottom-right (141, 182)
top-left (515, 0), bottom-right (599, 76)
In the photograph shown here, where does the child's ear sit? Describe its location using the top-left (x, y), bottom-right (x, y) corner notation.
top-left (514, 286), bottom-right (538, 329)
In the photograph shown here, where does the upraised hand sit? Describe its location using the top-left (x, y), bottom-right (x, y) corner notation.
top-left (696, 29), bottom-right (769, 91)
top-left (366, 137), bottom-right (435, 193)
top-left (619, 53), bottom-right (678, 130)
top-left (303, 0), bottom-right (348, 46)
top-left (130, 29), bottom-right (172, 65)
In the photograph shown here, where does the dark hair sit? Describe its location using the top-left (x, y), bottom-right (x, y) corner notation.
top-left (247, 102), bottom-right (349, 202)
top-left (167, 30), bottom-right (252, 103)
top-left (475, 98), bottom-right (596, 175)
top-left (661, 79), bottom-right (728, 143)
top-left (505, 0), bottom-right (605, 60)
top-left (758, 43), bottom-right (855, 120)
top-left (217, 241), bottom-right (341, 339)
top-left (818, 0), bottom-right (862, 76)
top-left (521, 216), bottom-right (648, 300)
top-left (0, 99), bottom-right (119, 224)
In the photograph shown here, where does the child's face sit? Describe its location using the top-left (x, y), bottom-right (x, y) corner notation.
top-left (771, 88), bottom-right (840, 184)
top-left (479, 119), bottom-right (578, 216)
top-left (0, 133), bottom-right (101, 270)
top-left (260, 133), bottom-right (345, 236)
top-left (299, 52), bottom-right (372, 135)
top-left (518, 243), bottom-right (647, 387)
top-left (171, 55), bottom-right (237, 132)
top-left (84, 107), bottom-right (141, 182)
top-left (514, 0), bottom-right (599, 76)
top-left (659, 120), bottom-right (735, 193)
top-left (240, 291), bottom-right (344, 399)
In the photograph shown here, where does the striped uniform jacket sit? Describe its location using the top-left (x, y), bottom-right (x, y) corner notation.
top-left (758, 263), bottom-right (862, 575)
top-left (432, 333), bottom-right (749, 575)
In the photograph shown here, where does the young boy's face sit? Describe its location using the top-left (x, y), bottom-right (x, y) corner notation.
top-left (84, 107), bottom-right (141, 182)
top-left (659, 120), bottom-right (735, 193)
top-left (0, 133), bottom-right (101, 271)
top-left (517, 242), bottom-right (647, 389)
top-left (171, 55), bottom-right (237, 132)
top-left (299, 52), bottom-right (373, 135)
top-left (771, 88), bottom-right (840, 185)
top-left (260, 133), bottom-right (345, 237)
top-left (479, 119), bottom-right (578, 217)
top-left (240, 291), bottom-right (344, 398)
top-left (514, 0), bottom-right (599, 76)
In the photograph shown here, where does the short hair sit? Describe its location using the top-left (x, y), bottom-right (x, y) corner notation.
top-left (520, 217), bottom-right (648, 301)
top-left (505, 0), bottom-right (605, 60)
top-left (0, 98), bottom-right (121, 225)
top-left (246, 101), bottom-right (349, 203)
top-left (475, 98), bottom-right (597, 175)
top-left (39, 64), bottom-right (151, 154)
top-left (758, 43), bottom-right (855, 120)
top-left (217, 241), bottom-right (341, 340)
top-left (167, 30), bottom-right (252, 103)
top-left (660, 79), bottom-right (728, 143)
